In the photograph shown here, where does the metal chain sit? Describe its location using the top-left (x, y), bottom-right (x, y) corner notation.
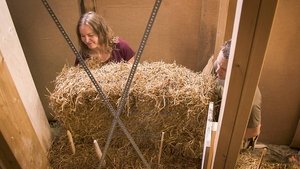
top-left (41, 0), bottom-right (161, 168)
top-left (99, 0), bottom-right (162, 168)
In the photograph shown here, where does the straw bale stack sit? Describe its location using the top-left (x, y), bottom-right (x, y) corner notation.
top-left (48, 59), bottom-right (218, 168)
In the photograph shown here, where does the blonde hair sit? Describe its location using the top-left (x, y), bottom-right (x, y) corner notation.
top-left (76, 12), bottom-right (114, 57)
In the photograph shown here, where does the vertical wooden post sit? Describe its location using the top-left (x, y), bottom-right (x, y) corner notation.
top-left (213, 0), bottom-right (237, 58)
top-left (211, 0), bottom-right (278, 168)
top-left (0, 54), bottom-right (49, 169)
top-left (1, 0), bottom-right (51, 152)
top-left (80, 0), bottom-right (97, 13)
top-left (290, 120), bottom-right (300, 148)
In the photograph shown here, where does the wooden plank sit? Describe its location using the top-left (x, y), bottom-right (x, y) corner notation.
top-left (290, 120), bottom-right (300, 148)
top-left (210, 123), bottom-right (217, 166)
top-left (213, 0), bottom-right (237, 58)
top-left (201, 102), bottom-right (214, 169)
top-left (1, 0), bottom-right (51, 151)
top-left (202, 55), bottom-right (214, 75)
top-left (201, 102), bottom-right (218, 169)
top-left (0, 54), bottom-right (49, 169)
top-left (211, 0), bottom-right (278, 168)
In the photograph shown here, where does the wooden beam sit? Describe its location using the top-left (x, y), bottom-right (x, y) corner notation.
top-left (80, 0), bottom-right (97, 13)
top-left (290, 120), bottom-right (300, 148)
top-left (213, 0), bottom-right (237, 58)
top-left (211, 0), bottom-right (278, 168)
top-left (1, 0), bottom-right (51, 151)
top-left (0, 54), bottom-right (49, 169)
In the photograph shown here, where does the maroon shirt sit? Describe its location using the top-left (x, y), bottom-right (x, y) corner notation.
top-left (75, 37), bottom-right (135, 66)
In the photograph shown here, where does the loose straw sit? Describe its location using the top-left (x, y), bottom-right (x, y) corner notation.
top-left (67, 130), bottom-right (75, 154)
top-left (158, 131), bottom-right (165, 164)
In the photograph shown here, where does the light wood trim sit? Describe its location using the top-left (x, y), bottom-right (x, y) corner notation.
top-left (210, 122), bottom-right (217, 168)
top-left (212, 0), bottom-right (278, 168)
top-left (201, 102), bottom-right (214, 169)
top-left (0, 54), bottom-right (49, 169)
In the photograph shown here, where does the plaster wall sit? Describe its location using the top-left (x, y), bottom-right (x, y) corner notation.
top-left (7, 0), bottom-right (219, 120)
top-left (6, 0), bottom-right (80, 120)
top-left (259, 0), bottom-right (300, 145)
top-left (96, 0), bottom-right (218, 71)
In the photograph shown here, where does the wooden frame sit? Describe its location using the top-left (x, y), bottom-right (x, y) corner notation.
top-left (211, 0), bottom-right (278, 168)
top-left (0, 54), bottom-right (49, 169)
top-left (201, 102), bottom-right (218, 169)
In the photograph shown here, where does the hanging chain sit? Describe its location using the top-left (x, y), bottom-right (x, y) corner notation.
top-left (41, 0), bottom-right (162, 168)
top-left (99, 0), bottom-right (162, 168)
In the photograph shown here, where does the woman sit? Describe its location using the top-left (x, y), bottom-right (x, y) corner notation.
top-left (75, 11), bottom-right (135, 66)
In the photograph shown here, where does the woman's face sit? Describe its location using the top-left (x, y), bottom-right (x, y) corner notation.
top-left (79, 24), bottom-right (99, 50)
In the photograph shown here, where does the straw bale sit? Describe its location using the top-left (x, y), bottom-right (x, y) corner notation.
top-left (48, 59), bottom-right (218, 168)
